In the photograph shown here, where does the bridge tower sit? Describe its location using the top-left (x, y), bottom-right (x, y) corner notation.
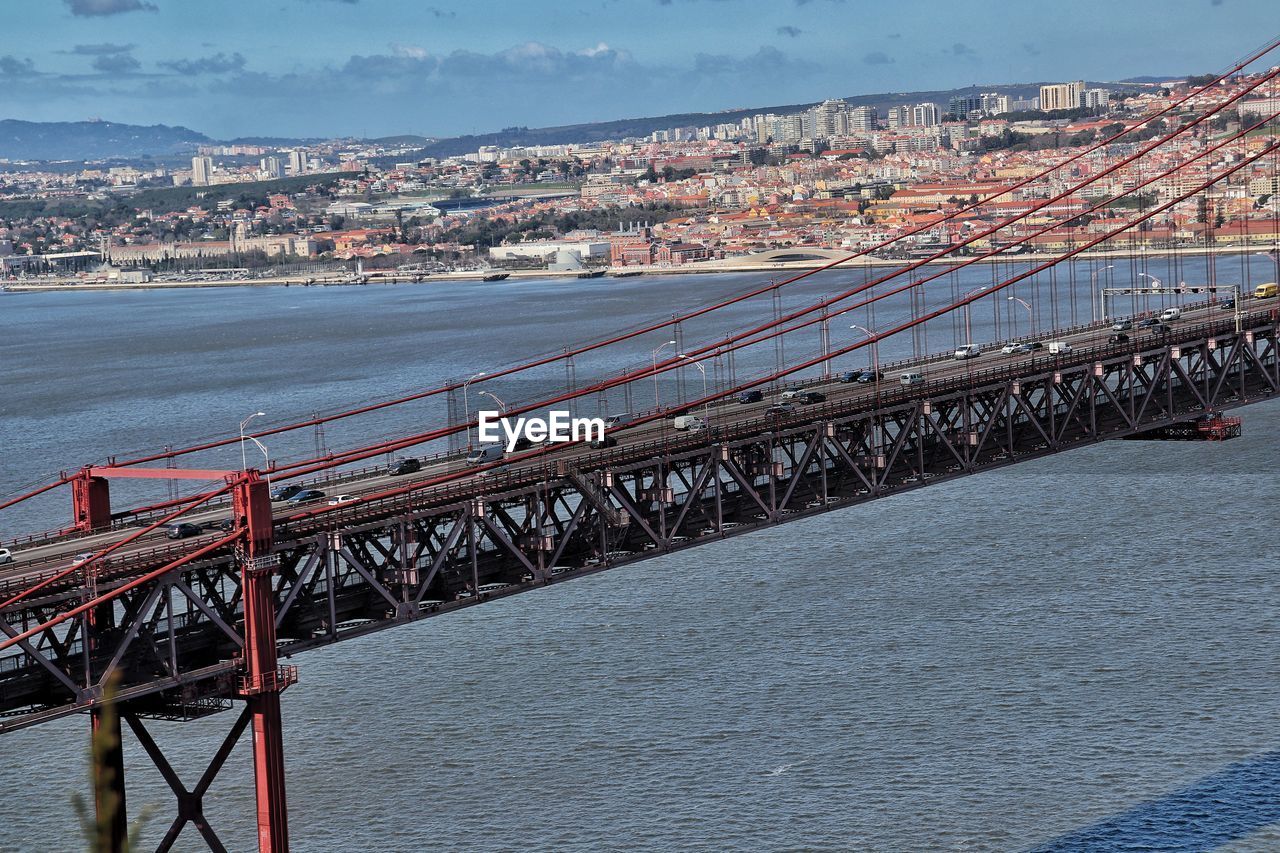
top-left (233, 469), bottom-right (293, 852)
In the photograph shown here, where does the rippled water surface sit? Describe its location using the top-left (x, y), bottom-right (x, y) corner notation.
top-left (1, 274), bottom-right (1278, 852)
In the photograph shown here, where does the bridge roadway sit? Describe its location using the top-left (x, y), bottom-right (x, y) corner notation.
top-left (1, 294), bottom-right (1275, 591)
top-left (1, 297), bottom-right (1276, 734)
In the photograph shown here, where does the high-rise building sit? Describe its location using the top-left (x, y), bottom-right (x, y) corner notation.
top-left (886, 105), bottom-right (910, 130)
top-left (260, 156), bottom-right (283, 179)
top-left (850, 105), bottom-right (877, 132)
top-left (948, 95), bottom-right (984, 120)
top-left (287, 149), bottom-right (307, 175)
top-left (1040, 81), bottom-right (1086, 112)
top-left (191, 155), bottom-right (213, 186)
top-left (912, 103), bottom-right (941, 127)
top-left (1084, 88), bottom-right (1111, 110)
top-left (980, 93), bottom-right (1011, 115)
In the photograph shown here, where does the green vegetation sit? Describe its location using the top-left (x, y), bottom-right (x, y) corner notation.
top-left (441, 202), bottom-right (695, 250)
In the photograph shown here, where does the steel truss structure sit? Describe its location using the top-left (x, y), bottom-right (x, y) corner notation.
top-left (1, 311), bottom-right (1276, 849)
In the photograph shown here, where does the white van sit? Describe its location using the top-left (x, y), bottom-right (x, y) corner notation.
top-left (673, 415), bottom-right (707, 431)
top-left (953, 343), bottom-right (981, 360)
top-left (1047, 341), bottom-right (1073, 355)
top-left (900, 372), bottom-right (925, 387)
top-left (1159, 307), bottom-right (1182, 322)
top-left (603, 413), bottom-right (633, 428)
top-left (465, 444), bottom-right (504, 465)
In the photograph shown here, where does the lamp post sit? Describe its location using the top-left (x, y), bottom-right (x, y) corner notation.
top-left (462, 372), bottom-right (486, 449)
top-left (1007, 296), bottom-right (1033, 338)
top-left (652, 340), bottom-right (676, 411)
top-left (677, 353), bottom-right (710, 427)
top-left (849, 324), bottom-right (880, 400)
top-left (1090, 265), bottom-right (1114, 324)
top-left (239, 411), bottom-right (265, 472)
top-left (478, 389), bottom-right (507, 414)
top-left (962, 288), bottom-right (984, 345)
top-left (1138, 272), bottom-right (1161, 318)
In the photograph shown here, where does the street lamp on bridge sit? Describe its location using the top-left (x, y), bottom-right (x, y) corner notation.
top-left (849, 324), bottom-right (880, 400)
top-left (1090, 265), bottom-right (1114, 324)
top-left (239, 411), bottom-right (265, 472)
top-left (1007, 296), bottom-right (1034, 338)
top-left (652, 340), bottom-right (676, 411)
top-left (677, 353), bottom-right (710, 427)
top-left (462, 372), bottom-right (486, 449)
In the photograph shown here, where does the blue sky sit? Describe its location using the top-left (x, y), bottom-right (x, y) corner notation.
top-left (2, 0), bottom-right (1271, 139)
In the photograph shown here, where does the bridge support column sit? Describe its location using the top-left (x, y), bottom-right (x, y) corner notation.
top-left (91, 702), bottom-right (128, 853)
top-left (72, 469), bottom-right (112, 532)
top-left (234, 472), bottom-right (292, 853)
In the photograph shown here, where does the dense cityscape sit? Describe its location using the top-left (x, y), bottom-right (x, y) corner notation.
top-left (3, 73), bottom-right (1278, 285)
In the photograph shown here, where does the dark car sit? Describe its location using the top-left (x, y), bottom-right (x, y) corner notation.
top-left (855, 370), bottom-right (883, 383)
top-left (509, 436), bottom-right (535, 452)
top-left (1024, 341), bottom-right (1044, 351)
top-left (737, 390), bottom-right (764, 404)
top-left (1218, 299), bottom-right (1237, 311)
top-left (1137, 317), bottom-right (1161, 328)
top-left (838, 371), bottom-right (860, 383)
top-left (216, 518), bottom-right (237, 532)
top-left (766, 403), bottom-right (796, 416)
top-left (796, 391), bottom-right (826, 404)
top-left (287, 489), bottom-right (326, 506)
top-left (590, 435), bottom-right (618, 449)
top-left (388, 458), bottom-right (421, 476)
top-left (1151, 322), bottom-right (1172, 334)
top-left (165, 522), bottom-right (203, 540)
top-left (271, 484), bottom-right (304, 502)
top-left (1108, 333), bottom-right (1130, 344)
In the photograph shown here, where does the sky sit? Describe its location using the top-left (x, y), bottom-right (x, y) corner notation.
top-left (1, 0), bottom-right (1274, 140)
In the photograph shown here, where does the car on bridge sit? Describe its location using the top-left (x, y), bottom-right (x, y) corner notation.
top-left (900, 372), bottom-right (925, 387)
top-left (766, 402), bottom-right (796, 416)
top-left (954, 344), bottom-right (982, 359)
top-left (165, 522), bottom-right (203, 540)
top-left (1112, 319), bottom-right (1133, 331)
top-left (1159, 307), bottom-right (1182, 322)
top-left (796, 391), bottom-right (826, 404)
top-left (737, 389), bottom-right (764, 403)
top-left (855, 370), bottom-right (884, 383)
top-left (327, 494), bottom-right (357, 506)
top-left (287, 489), bottom-right (326, 506)
top-left (1151, 322), bottom-right (1173, 334)
top-left (590, 435), bottom-right (618, 449)
top-left (388, 458), bottom-right (421, 476)
top-left (0, 548), bottom-right (12, 565)
top-left (1108, 333), bottom-right (1130, 344)
top-left (1137, 317), bottom-right (1162, 328)
top-left (1219, 298), bottom-right (1238, 311)
top-left (1001, 342), bottom-right (1031, 354)
top-left (270, 484), bottom-right (305, 502)
top-left (71, 552), bottom-right (95, 566)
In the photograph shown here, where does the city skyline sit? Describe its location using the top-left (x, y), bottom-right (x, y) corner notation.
top-left (4, 0), bottom-right (1272, 139)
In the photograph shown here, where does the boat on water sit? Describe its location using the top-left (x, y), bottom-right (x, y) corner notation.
top-left (577, 269), bottom-right (606, 279)
top-left (482, 272), bottom-right (511, 282)
top-left (610, 270), bottom-right (643, 278)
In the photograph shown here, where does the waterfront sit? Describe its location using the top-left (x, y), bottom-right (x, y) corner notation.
top-left (2, 272), bottom-right (1280, 850)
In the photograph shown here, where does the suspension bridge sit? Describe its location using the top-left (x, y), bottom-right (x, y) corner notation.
top-left (3, 40), bottom-right (1280, 853)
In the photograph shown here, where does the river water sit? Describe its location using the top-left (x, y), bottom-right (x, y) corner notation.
top-left (1, 260), bottom-right (1279, 851)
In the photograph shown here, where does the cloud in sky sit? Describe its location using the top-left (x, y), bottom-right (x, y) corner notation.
top-left (864, 51), bottom-right (894, 65)
top-left (159, 52), bottom-right (247, 75)
top-left (68, 43), bottom-right (136, 55)
top-left (92, 53), bottom-right (141, 73)
top-left (0, 56), bottom-right (38, 77)
top-left (777, 26), bottom-right (802, 38)
top-left (63, 0), bottom-right (157, 16)
top-left (951, 42), bottom-right (977, 57)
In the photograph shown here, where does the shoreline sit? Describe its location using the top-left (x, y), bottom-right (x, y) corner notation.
top-left (3, 244), bottom-right (1275, 293)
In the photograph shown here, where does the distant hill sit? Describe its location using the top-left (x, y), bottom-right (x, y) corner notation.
top-left (0, 119), bottom-right (210, 161)
top-left (402, 80), bottom-right (1150, 160)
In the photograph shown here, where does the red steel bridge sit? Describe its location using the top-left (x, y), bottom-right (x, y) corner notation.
top-left (4, 42), bottom-right (1280, 852)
